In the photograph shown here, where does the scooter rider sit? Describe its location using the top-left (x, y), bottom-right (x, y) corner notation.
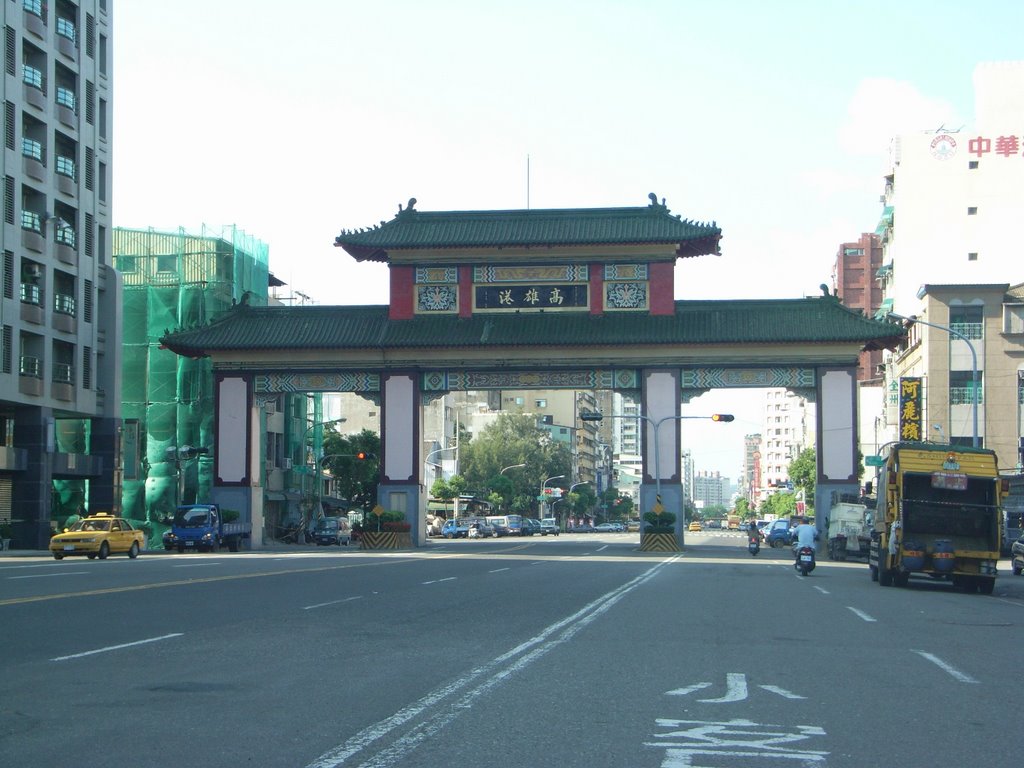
top-left (748, 523), bottom-right (763, 546)
top-left (792, 516), bottom-right (817, 558)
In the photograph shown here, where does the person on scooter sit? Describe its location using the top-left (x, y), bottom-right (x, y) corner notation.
top-left (747, 523), bottom-right (763, 546)
top-left (792, 516), bottom-right (817, 559)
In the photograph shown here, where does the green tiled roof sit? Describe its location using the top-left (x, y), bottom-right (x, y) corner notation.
top-left (161, 296), bottom-right (905, 358)
top-left (334, 194), bottom-right (722, 262)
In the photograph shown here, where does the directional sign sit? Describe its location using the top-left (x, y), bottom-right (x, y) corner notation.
top-left (666, 673), bottom-right (805, 702)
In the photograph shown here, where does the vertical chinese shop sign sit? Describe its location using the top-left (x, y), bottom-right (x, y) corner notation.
top-left (899, 377), bottom-right (923, 441)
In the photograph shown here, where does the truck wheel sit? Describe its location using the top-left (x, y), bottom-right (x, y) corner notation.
top-left (978, 577), bottom-right (995, 595)
top-left (177, 544), bottom-right (185, 553)
top-left (878, 555), bottom-right (893, 586)
top-left (771, 539), bottom-right (783, 549)
top-left (128, 542), bottom-right (140, 559)
top-left (53, 552), bottom-right (64, 560)
top-left (98, 541), bottom-right (110, 560)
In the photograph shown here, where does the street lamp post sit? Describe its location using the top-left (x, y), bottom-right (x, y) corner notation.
top-left (303, 417), bottom-right (347, 535)
top-left (552, 480), bottom-right (589, 528)
top-left (541, 474), bottom-right (566, 519)
top-left (888, 312), bottom-right (979, 448)
top-left (580, 411), bottom-right (733, 543)
top-left (500, 463), bottom-right (526, 474)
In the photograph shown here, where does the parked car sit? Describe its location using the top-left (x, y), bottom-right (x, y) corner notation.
top-left (312, 516), bottom-right (351, 546)
top-left (521, 518), bottom-right (541, 536)
top-left (594, 522), bottom-right (618, 532)
top-left (1012, 535), bottom-right (1024, 575)
top-left (50, 513), bottom-right (146, 560)
top-left (626, 520), bottom-right (641, 532)
top-left (570, 523), bottom-right (595, 533)
top-left (540, 518), bottom-right (559, 535)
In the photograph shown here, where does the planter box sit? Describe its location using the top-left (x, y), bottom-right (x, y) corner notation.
top-left (359, 531), bottom-right (413, 550)
top-left (639, 532), bottom-right (681, 552)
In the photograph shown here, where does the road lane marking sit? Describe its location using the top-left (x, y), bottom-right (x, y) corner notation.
top-left (813, 586), bottom-right (829, 594)
top-left (9, 571), bottom-right (89, 579)
top-left (304, 596), bottom-right (363, 610)
top-left (488, 567), bottom-right (510, 573)
top-left (52, 633), bottom-right (184, 661)
top-left (172, 563), bottom-right (222, 568)
top-left (305, 555), bottom-right (681, 768)
top-left (912, 650), bottom-right (979, 683)
top-left (847, 607), bottom-right (877, 622)
top-left (0, 558), bottom-right (421, 607)
top-left (421, 577), bottom-right (457, 585)
top-left (700, 673), bottom-right (748, 703)
top-left (758, 685), bottom-right (806, 699)
top-left (667, 683), bottom-right (713, 696)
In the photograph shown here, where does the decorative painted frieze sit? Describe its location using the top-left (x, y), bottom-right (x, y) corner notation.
top-left (603, 264), bottom-right (648, 280)
top-left (415, 267), bottom-right (458, 284)
top-left (473, 264), bottom-right (588, 283)
top-left (605, 281), bottom-right (648, 310)
top-left (423, 369), bottom-right (638, 391)
top-left (417, 285), bottom-right (458, 312)
top-left (679, 367), bottom-right (816, 389)
top-left (254, 372), bottom-right (381, 393)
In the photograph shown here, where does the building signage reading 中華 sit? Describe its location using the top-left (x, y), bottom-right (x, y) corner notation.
top-left (899, 377), bottom-right (923, 441)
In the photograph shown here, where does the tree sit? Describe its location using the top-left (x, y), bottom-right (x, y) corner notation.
top-left (430, 478), bottom-right (455, 516)
top-left (734, 498), bottom-right (751, 520)
top-left (759, 492), bottom-right (797, 519)
top-left (459, 413), bottom-right (572, 515)
top-left (788, 447), bottom-right (816, 510)
top-left (321, 428), bottom-right (380, 512)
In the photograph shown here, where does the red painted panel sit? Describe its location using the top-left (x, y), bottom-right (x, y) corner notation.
top-left (649, 262), bottom-right (675, 315)
top-left (590, 263), bottom-right (604, 315)
top-left (459, 265), bottom-right (473, 318)
top-left (389, 266), bottom-right (414, 320)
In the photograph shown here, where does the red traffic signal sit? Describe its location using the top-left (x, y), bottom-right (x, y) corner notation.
top-left (711, 414), bottom-right (735, 422)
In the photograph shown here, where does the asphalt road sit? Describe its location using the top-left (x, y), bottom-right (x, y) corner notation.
top-left (2, 532), bottom-right (1021, 767)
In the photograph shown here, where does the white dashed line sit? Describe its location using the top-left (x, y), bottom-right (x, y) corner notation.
top-left (304, 596), bottom-right (363, 610)
top-left (912, 650), bottom-right (978, 683)
top-left (52, 633), bottom-right (184, 661)
top-left (847, 607), bottom-right (877, 622)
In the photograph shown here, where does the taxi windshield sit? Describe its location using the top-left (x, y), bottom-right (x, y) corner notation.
top-left (72, 519), bottom-right (111, 532)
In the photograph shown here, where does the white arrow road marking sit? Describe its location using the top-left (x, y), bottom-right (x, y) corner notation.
top-left (700, 672), bottom-right (748, 703)
top-left (757, 685), bottom-right (806, 699)
top-left (666, 683), bottom-right (713, 696)
top-left (666, 674), bottom-right (807, 702)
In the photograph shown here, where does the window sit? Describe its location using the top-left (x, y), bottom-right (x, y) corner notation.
top-left (535, 399), bottom-right (547, 408)
top-left (22, 65), bottom-right (43, 89)
top-left (117, 255), bottom-right (137, 273)
top-left (56, 17), bottom-right (76, 43)
top-left (21, 138), bottom-right (42, 162)
top-left (98, 161), bottom-right (106, 201)
top-left (1003, 304), bottom-right (1024, 334)
top-left (157, 254), bottom-right (176, 272)
top-left (968, 252), bottom-right (978, 261)
top-left (98, 97), bottom-right (107, 139)
top-left (56, 87), bottom-right (76, 111)
top-left (968, 160), bottom-right (979, 169)
top-left (843, 247), bottom-right (864, 256)
top-left (98, 34), bottom-right (107, 75)
top-left (949, 370), bottom-right (983, 405)
top-left (967, 206), bottom-right (977, 215)
top-left (55, 155), bottom-right (75, 179)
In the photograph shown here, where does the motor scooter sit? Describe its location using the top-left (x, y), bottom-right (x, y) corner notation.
top-left (747, 535), bottom-right (761, 556)
top-left (794, 545), bottom-right (816, 576)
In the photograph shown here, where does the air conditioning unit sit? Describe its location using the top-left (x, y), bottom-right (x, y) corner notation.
top-left (282, 458), bottom-right (292, 470)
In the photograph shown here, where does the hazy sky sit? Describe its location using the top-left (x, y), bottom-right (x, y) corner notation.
top-left (112, 1), bottom-right (1023, 477)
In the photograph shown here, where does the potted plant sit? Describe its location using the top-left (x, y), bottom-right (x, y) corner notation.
top-left (639, 510), bottom-right (681, 552)
top-left (360, 510), bottom-right (413, 550)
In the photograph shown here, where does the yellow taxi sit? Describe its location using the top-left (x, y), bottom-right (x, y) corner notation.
top-left (49, 513), bottom-right (146, 560)
top-left (688, 521), bottom-right (702, 532)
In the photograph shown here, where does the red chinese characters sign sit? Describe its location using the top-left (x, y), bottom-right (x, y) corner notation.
top-left (899, 377), bottom-right (923, 441)
top-left (930, 132), bottom-right (1024, 160)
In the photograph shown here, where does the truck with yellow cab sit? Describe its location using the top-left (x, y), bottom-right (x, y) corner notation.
top-left (869, 443), bottom-right (1002, 594)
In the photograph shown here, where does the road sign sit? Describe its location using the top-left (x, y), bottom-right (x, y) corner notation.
top-left (865, 455), bottom-right (884, 467)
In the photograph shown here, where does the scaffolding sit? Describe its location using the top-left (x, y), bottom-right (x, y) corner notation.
top-left (113, 225), bottom-right (270, 524)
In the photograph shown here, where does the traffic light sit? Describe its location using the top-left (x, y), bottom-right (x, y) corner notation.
top-left (580, 411), bottom-right (604, 422)
top-left (355, 451), bottom-right (369, 460)
top-left (711, 414), bottom-right (735, 422)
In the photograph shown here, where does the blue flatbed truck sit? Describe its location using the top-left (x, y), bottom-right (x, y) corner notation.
top-left (167, 503), bottom-right (251, 552)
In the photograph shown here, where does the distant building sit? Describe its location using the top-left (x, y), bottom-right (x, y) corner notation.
top-left (759, 389), bottom-right (814, 494)
top-left (692, 470), bottom-right (730, 508)
top-left (832, 233), bottom-right (884, 382)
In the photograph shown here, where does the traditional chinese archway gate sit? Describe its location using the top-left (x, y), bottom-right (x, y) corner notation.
top-left (161, 194), bottom-right (903, 548)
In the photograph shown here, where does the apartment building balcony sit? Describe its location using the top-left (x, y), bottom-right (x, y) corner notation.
top-left (22, 65), bottom-right (47, 110)
top-left (54, 226), bottom-right (77, 265)
top-left (23, 0), bottom-right (47, 38)
top-left (18, 355), bottom-right (43, 396)
top-left (0, 446), bottom-right (29, 472)
top-left (52, 292), bottom-right (77, 334)
top-left (20, 282), bottom-right (45, 325)
top-left (22, 138), bottom-right (46, 182)
top-left (20, 211), bottom-right (45, 253)
top-left (55, 155), bottom-right (77, 197)
top-left (51, 362), bottom-right (75, 402)
top-left (55, 87), bottom-right (77, 129)
top-left (56, 16), bottom-right (78, 61)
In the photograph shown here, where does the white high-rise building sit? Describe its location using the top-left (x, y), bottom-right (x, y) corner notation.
top-left (1, 2), bottom-right (118, 548)
top-left (759, 388), bottom-right (814, 492)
